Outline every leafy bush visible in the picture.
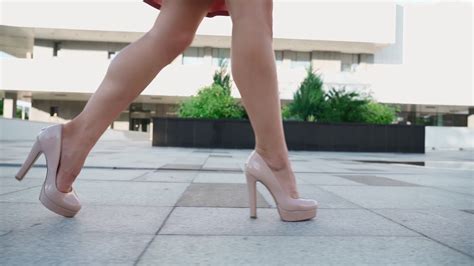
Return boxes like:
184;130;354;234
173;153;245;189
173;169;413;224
284;67;397;124
177;84;245;119
360;101;398;124
287;66;327;122
319;87;369;123
177;60;246;119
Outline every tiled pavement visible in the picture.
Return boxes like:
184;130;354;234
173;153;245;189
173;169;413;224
0;139;473;265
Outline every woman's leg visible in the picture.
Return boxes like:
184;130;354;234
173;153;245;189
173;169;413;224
225;0;300;198
56;0;214;192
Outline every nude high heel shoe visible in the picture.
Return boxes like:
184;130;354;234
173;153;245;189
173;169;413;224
15;124;81;217
244;150;318;222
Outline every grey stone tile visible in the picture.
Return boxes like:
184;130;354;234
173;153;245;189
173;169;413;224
139;235;474;265
202;163;242;171
374;209;474;256
209;154;233;158
134;170;199;183
193;172;245;184
0;180;189;207
335;174;420;186
77;168;151;181
0;166;47;179
297;173;364;186
160;163;202;170
176;183;270;208
320;186;474;209
439;186;474;196
256;183;360;209
298;185;361;209
379;173;474;188
0;202;171;235
0;229;153;265
0;177;43;195
160;207;417;236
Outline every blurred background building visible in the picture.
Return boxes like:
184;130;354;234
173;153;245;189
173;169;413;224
1;1;472;132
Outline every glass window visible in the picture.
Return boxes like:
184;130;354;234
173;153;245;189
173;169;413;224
182;47;205;65
212;48;230;66
274;50;283;65
291;52;311;69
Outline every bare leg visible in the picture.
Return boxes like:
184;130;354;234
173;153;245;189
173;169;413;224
56;0;214;192
225;0;300;198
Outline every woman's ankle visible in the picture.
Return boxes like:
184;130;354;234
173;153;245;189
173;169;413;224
255;146;290;171
63;121;96;150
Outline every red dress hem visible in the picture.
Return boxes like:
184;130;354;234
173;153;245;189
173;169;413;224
143;0;229;18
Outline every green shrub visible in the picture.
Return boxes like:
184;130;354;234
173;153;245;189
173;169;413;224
177;59;246;119
283;67;398;124
177;84;245;119
287;66;326;122
361;101;398;124
319;87;369;123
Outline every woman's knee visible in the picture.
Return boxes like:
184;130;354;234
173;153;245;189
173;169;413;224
225;0;273;36
146;27;195;61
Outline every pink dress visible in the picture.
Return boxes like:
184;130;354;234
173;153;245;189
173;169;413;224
143;0;229;18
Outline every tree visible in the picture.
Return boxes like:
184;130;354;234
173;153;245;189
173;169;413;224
287;66;327;122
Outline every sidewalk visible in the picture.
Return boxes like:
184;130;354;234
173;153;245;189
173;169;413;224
1;138;473;265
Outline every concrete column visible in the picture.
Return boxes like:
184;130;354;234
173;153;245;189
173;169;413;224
468;107;474;128
3;92;17;119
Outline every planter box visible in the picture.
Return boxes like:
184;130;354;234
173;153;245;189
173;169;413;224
152;117;425;153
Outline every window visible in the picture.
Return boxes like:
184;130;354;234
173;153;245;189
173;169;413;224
341;53;359;72
274;51;283;65
50;106;59;117
291;52;311;69
182;47;205;65
212;48;230;66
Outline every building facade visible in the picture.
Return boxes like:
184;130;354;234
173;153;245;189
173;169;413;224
1;1;472;131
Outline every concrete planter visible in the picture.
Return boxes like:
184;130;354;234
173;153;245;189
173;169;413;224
152;117;425;153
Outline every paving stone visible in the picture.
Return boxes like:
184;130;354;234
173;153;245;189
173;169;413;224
193;172;245;184
320;186;474;209
335;174;420;186
0;229;153;265
139;235;474;265
176;183;270;208
379;173;474;188
296;173;364;186
0;202;171;235
298;185;361;209
373;209;474;256
134;170;199;183
439;186;474;196
159;163;202;170
0;180;189;207
0;166;47;179
76;168;151;181
160;207;417;236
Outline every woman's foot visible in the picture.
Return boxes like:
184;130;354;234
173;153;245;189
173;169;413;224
55;122;95;193
255;147;300;199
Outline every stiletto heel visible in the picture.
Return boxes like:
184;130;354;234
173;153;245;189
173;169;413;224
15;138;42;181
245;171;257;218
244;150;318;222
15;124;82;218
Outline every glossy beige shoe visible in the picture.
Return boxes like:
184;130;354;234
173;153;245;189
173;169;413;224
15;124;81;217
244;150;318;222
